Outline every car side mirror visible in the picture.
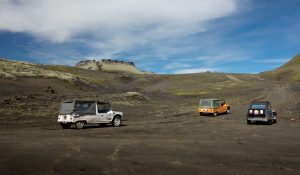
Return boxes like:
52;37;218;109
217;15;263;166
272;111;277;116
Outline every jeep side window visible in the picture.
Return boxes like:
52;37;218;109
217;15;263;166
213;100;221;108
75;102;96;115
221;100;225;106
97;103;110;113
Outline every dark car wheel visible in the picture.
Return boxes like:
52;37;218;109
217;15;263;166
226;108;231;114
213;112;218;117
75;121;85;129
274;119;277;123
268;120;273;125
112;116;121;127
247;120;251;125
61;123;71;129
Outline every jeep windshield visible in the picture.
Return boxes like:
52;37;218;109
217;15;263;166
59;101;75;114
250;104;266;109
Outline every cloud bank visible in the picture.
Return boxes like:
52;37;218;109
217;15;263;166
0;0;237;47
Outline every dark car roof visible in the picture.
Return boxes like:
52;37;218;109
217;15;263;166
200;99;221;101
250;101;270;105
63;100;110;104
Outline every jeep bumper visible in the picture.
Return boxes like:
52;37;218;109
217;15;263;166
248;117;268;122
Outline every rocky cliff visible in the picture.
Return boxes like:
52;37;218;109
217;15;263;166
75;59;145;74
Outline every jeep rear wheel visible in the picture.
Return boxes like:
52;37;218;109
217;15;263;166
75;121;85;129
61;123;71;129
112;116;121;127
247;120;251;125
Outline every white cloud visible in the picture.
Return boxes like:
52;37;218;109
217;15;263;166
164;62;192;70
0;0;238;47
174;68;219;74
254;58;290;64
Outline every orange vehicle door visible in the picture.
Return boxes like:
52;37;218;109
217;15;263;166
220;100;226;113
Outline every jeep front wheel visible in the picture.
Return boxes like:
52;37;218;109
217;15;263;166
226;108;231;114
75;121;85;129
112;116;121;127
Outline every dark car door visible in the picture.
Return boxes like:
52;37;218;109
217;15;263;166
266;102;273;118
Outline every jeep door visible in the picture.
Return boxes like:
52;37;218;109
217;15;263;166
96;103;112;122
220;100;227;113
266;103;274;119
213;100;222;113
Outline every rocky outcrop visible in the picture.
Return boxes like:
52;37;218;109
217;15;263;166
75;59;145;74
102;59;135;66
75;60;102;70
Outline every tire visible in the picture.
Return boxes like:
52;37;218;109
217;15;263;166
199;113;203;116
112;116;121;127
274;119;277;123
75;121;85;129
213;112;218;117
226;108;231;114
247;120;251;125
268;120;273;125
61;123;71;129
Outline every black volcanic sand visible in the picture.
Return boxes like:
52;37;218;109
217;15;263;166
0;76;299;175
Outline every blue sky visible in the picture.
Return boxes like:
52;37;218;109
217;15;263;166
0;0;299;74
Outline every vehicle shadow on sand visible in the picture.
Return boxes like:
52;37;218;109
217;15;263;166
70;124;128;130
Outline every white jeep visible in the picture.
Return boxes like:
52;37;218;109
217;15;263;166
57;100;123;129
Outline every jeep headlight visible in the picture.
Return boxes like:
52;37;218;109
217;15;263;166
260;110;264;114
249;110;253;114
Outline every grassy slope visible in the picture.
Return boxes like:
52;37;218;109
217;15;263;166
100;61;145;74
0;58;264;97
0;59;77;81
260;53;300;82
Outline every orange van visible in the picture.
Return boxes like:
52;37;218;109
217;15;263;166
198;99;230;117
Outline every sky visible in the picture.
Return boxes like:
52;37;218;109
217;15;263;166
0;0;299;74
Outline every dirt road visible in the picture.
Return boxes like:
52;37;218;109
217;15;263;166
0;76;299;175
0;100;299;175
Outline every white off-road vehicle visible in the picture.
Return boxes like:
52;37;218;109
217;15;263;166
57;100;123;129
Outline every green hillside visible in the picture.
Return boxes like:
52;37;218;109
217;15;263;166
260;53;300;81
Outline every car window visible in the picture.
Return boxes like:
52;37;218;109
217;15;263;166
97;103;110;113
75;102;96;115
250;104;266;109
200;100;211;107
213;100;221;108
59;102;74;114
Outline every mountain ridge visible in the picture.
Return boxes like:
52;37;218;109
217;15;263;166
75;59;147;74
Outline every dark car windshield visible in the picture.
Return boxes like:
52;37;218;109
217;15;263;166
250;104;266;109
